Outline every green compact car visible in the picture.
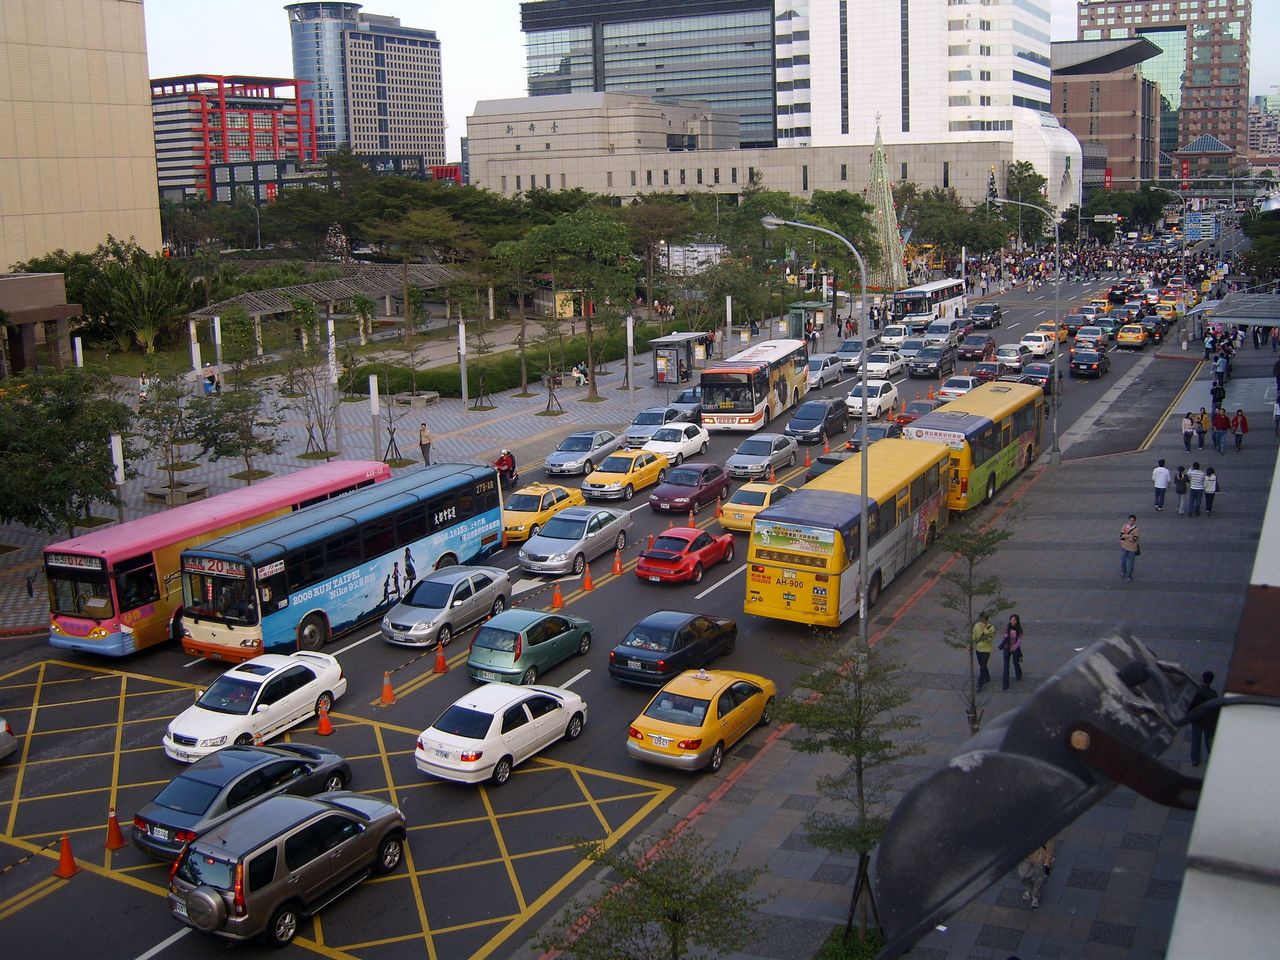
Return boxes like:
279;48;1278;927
466;609;593;686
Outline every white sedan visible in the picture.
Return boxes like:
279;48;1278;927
864;350;906;379
415;683;587;785
846;379;900;419
1020;332;1055;357
937;375;981;402
642;423;710;466
163;652;348;762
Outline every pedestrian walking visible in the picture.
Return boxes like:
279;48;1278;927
1187;462;1207;515
1273;356;1280;392
1209;380;1226;412
203;363;217;396
1211;407;1231;454
999;614;1024;690
1019;841;1056;908
418;423;432;465
1188;671;1219;767
1174;466;1190;515
1274;398;1280;437
1204;467;1219;515
1119;515;1140;581
138;373;151;402
972;611;994;691
1151;459;1171;511
1194;408;1209;449
1231;408;1249;451
1181;412;1195;452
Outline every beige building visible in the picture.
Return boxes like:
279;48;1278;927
0;0;161;270
467;93;1040;210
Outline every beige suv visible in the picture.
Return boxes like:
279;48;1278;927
168;791;405;947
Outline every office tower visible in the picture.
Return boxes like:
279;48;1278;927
286;3;445;162
521;0;777;147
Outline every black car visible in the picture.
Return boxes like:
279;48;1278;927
784;398;849;444
1020;362;1056;395
1069;349;1111;378
607;611;737;686
907;345;957;379
1108;284;1130;304
970;303;1002;328
804;450;854;482
132;743;351;860
1061;313;1088;337
845;421;904;451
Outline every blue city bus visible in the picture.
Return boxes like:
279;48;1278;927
177;465;502;661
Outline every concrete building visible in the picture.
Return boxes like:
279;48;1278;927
285;2;444;163
1051;39;1162;192
0;273;80;378
1247;95;1280;158
521;0;776;148
1077;0;1250;178
0;0;162;268
466;92;1057;210
150;75;318;203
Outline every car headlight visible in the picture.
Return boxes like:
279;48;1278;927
603;482;622;490
381;615;392;629
198;736;227;748
512;524;526;531
409;620;434;634
674;497;689;504
550;552;570;563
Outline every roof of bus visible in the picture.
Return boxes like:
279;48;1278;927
702;339;806;372
43;461;390;561
755;439;948;532
893;279;964;294
184;463;492;565
903;382;1043;440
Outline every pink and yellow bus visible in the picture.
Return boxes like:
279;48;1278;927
45;461;391;657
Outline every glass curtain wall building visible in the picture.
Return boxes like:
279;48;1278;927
521;0;777;147
287;2;361;154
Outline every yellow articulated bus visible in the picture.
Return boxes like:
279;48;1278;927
901;381;1044;511
744;439;950;628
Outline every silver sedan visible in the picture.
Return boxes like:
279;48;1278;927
381;565;512;648
517;506;633;576
543;430;623;476
725;433;799;480
0;716;16;763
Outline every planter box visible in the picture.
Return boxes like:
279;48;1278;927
144;482;210;505
392;391;440;408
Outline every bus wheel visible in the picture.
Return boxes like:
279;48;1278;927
985;474;997;505
867;572;882;609
298;614;329;651
436;553;458;570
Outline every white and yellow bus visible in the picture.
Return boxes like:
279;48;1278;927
700;339;809;432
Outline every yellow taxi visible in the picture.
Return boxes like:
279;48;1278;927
1035;321;1069;343
1087;298;1112;315
626;668;777;772
582;449;669;502
1155;299;1180;320
1116;324;1149;349
502;482;585;543
719;482;793;533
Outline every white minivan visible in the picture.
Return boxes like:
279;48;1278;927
881;324;909;348
924;318;963;347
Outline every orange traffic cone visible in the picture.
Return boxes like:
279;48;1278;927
551;581;565;608
433;641;448;675
688;508;695;527
768;464;777;483
612;548;623;576
317;704;334;736
803;448;812;468
666;515;674;529
53;834;79;878
823;438;831;453
715;497;724;519
927;386;935;400
380;671;396;706
582;563;595;592
646;533;655;550
105;807;127;851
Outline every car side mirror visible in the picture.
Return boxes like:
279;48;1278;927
453;600;465;607
256;703;270;713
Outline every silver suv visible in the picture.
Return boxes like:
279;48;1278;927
168;792;405;947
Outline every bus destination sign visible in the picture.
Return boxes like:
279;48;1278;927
181;556;248;578
46;553;105;570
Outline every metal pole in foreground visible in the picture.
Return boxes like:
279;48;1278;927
763;216;869;648
626;313;635;403
458;319;469;406
110;433;126;524
369;374;380;461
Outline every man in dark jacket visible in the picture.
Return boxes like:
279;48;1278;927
1189;670;1219;767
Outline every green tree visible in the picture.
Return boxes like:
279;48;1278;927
217;305;261;389
99;249;194;354
937;523;1015;735
351;293;377;347
131;375;192;506
535;831;766;960
490;236;539;394
0;369;133;535
1242;209;1280;279
281;296;339;458
1002;161;1052;247
186;388;285;483
777;636;923;942
619;196;696;314
806;190;882;275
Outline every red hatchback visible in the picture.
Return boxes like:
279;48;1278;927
636;527;736;585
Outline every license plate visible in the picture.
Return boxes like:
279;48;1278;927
628;659;642;669
650;735;672;748
733;512;744;519
174;750;193;762
391;632;407;642
434;748;450;759
173;900;189;920
476;670;499;681
660;503;670;510
648;576;661;582
153;826;171;841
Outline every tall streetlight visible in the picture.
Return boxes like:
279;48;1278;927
1149;186;1192;337
993;197;1061;465
762;215;871;647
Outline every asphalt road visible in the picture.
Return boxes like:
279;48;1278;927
0;276;1197;960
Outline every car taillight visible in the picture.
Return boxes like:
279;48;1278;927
628;726;644;740
608;651;617;663
175;829;198;844
656;659;668;672
233;861;247;916
416;737;425;750
460;750;483;762
677;738;703;750
134;815;147;832
513;635;522;660
169;854;183;883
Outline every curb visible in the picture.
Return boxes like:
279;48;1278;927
0;624;44;639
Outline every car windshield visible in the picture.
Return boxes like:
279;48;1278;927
807;359;826;371
848;384;883;398
852;425;892;443
839;340;864;353
884;326;907;337
620;628;675;652
905;401;935;414
153;775;222;815
943;379;968;389
196;676;260;716
916;349;942;360
901;338;926;352
868;352;895;364
650;428;683;443
538;517;587;540
735;439;772;457
649;536;689;553
674;388;699;403
431;704;493;739
973;306;993;315
598;455;634;472
175;850;235;890
504;493;542;512
664;468;700;487
794;402;825;419
633;411;664;426
643;692;710;727
962;336;987;347
403;578;453;609
1025;365;1050;376
557;436;592;453
471;626;520;653
729;488;767;506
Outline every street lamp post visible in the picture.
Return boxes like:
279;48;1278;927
252;204;262;250
993;197;1061;465
1149;187;1191;335
762;215;871;647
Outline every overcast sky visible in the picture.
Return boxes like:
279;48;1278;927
143;0;1278;162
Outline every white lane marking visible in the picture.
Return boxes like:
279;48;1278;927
511;578;544;595
182;656;205;668
1034;310;1047;317
132;927;192;960
1007;322;1021;330
695;562;747;600
561;668;591;689
332;630;381;657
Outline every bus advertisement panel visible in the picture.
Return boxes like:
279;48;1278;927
178;465;502;662
745;440;949;627
903;382;1044;511
44;461;391;657
700;339;809;432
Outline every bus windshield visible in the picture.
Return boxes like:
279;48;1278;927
47;566;114;618
183;572;258;625
700;375;755;413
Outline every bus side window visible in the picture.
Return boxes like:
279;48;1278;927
325;532;361;578
897;491;911;525
428;494;458;532
260;570;289;610
456;488;476;520
909;475;927;507
115;557;160;610
1001;418;1013;449
924;464;941;497
362;517;395;561
878;501;898;537
846;525;860;563
396;506;427;545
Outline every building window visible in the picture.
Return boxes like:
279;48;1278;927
607;171;613;188
630;171;636;187
663;170;669;186
840;163;847;181
901;162;908;180
680;169;686;185
713;168;720;184
943;161;950;188
515;176;521;191
545;174;551;188
697;169;703;184
802;165;808;191
646;170;653;186
545;143;551;150
561;173;567;188
731;167;738;184
501;176;507;192
900;0;911;132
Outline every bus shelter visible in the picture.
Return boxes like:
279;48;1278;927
786;300;835;340
650;331;711;384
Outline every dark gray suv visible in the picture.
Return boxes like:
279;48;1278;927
168;792;405;947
